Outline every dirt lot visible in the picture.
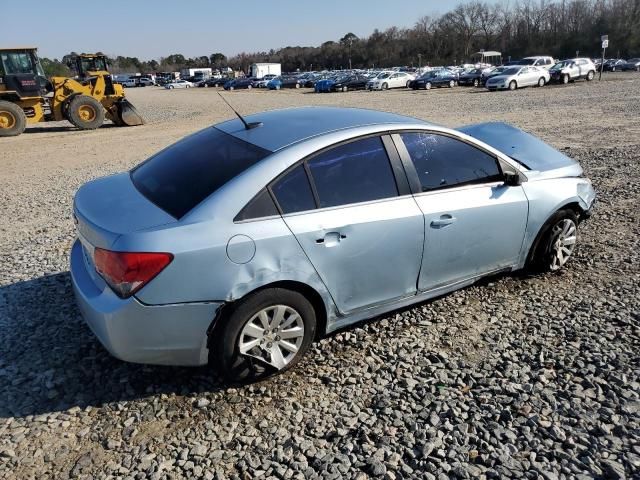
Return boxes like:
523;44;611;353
1;74;639;479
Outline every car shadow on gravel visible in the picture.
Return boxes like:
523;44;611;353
0;272;227;419
24;124;120;134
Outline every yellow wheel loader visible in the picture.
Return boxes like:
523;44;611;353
0;48;144;137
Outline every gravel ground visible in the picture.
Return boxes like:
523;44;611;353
1;73;639;479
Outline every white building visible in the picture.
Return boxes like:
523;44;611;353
250;63;281;79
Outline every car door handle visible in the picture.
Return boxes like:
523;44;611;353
430;214;457;228
316;231;346;247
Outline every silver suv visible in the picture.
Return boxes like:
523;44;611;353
549;58;596;84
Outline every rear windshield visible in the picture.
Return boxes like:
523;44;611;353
131;127;271;218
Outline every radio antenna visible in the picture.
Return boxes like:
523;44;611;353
216;91;262;130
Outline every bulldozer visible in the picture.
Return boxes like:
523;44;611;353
0;48;144;137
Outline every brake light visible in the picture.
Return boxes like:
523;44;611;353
93;248;173;298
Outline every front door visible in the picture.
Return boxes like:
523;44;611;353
395;131;528;291
270;136;424;314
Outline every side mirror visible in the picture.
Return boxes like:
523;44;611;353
504;171;522;186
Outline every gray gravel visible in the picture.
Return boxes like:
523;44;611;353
1;72;639;479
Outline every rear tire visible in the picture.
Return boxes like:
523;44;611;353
425;82;432;90
526;209;580;273
449;80;455;88
211;288;317;383
0;100;27;137
67;95;104;130
473;78;479;87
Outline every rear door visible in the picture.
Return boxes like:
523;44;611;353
394;131;528;291
272;135;424;314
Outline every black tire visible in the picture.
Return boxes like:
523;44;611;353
562;74;569;84
67;95;105;130
538;77;546;87
526;209;580;273
425;82;432;90
586;71;595;80
0;100;27;137
509;80;517;90
473;78;479;87
449;80;455;88
210;288;317;383
382;82;388;90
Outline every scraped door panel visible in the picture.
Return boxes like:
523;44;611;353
282;197;424;314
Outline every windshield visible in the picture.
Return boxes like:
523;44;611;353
514;58;535;65
1;51;37;75
501;67;521;76
377;73;391;79
131;128;271;218
551;61;570;69
80;56;108;73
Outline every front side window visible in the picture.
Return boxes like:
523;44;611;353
1;52;34;75
307;136;398;208
400;132;502;192
131;127;270;218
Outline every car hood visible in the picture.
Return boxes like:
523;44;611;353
487;74;514;82
457;122;581;175
74;172;175;249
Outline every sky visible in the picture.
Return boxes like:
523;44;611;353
3;0;473;60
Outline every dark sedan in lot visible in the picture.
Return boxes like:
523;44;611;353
409;71;457;90
267;75;302;90
622;58;640;71
199;78;228;88
481;66;510;85
602;59;626;71
331;74;370;92
457;68;486;87
223;78;256;90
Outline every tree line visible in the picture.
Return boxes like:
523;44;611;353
41;0;639;76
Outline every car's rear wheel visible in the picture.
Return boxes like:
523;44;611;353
211;288;316;382
526;209;580;273
586;71;595;81
449;80;455;88
247;84;252;89
509;80;517;90
473;78;479;87
342;86;348;92
425;82;432;90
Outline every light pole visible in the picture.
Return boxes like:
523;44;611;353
348;38;353;70
418;53;422;71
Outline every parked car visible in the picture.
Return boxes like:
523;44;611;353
139;78;155;87
255;74;278;88
481;66;510;85
200;77;228;88
622;58;640;71
315;75;341;92
367;71;414;90
549;58;596;83
409;70;457;89
603;59;626;71
457;68;487;87
331;74;370;92
485;66;550;90
267;75;302;90
223;78;256;90
513;56;556;69
122;78;145;88
70;106;595;381
165;80;194;89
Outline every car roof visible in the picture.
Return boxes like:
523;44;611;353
215;106;430;151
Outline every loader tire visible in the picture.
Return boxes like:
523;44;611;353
67;95;104;130
0;101;26;137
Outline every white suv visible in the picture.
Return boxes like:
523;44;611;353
549;58;596;83
516;56;556;70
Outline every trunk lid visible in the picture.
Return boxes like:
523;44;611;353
457;122;579;173
73;172;175;250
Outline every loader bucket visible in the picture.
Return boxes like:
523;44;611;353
114;98;144;126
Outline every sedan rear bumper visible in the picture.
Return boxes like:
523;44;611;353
70;239;221;366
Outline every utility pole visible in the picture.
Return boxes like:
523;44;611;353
418;53;422;71
348;38;353;70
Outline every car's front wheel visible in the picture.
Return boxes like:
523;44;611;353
509;80;517;90
211;288;316;382
527;209;580;273
539;77;547;87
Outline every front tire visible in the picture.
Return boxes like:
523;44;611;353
67;95;104;130
382;82;388;90
211;288;317;382
473;78;479;87
449;80;455;88
526;209;579;273
425;82;432;90
509;80;517;90
0;100;27;137
562;74;569;84
539;77;546;87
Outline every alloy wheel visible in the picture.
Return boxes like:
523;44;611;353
238;305;305;370
549;219;577;271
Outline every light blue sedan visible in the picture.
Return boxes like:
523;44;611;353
70;107;595;381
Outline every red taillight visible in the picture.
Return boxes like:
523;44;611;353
93;248;173;298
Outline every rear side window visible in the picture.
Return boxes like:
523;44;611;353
235;189;278;221
307;136;398;208
400;133;502;192
271;164;316;214
131;127;270;218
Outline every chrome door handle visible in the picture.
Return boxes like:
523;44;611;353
316;232;346;247
430;214;456;228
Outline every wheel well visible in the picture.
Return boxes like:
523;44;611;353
526;202;585;265
207;281;328;346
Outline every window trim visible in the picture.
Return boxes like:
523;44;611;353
391;130;506;195
267;132;408;216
